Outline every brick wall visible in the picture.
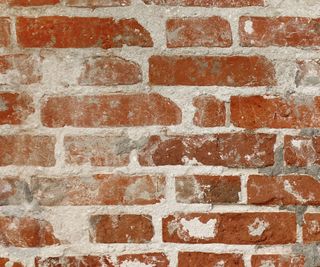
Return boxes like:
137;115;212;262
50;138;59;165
0;0;319;266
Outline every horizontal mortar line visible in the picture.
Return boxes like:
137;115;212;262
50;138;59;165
0;244;295;257
0;203;310;213
1;6;320;17
0;47;319;59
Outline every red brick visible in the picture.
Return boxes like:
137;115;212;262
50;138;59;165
178;252;244;267
149;55;276;86
163;212;296;244
16;16;153;48
303;213;320;243
248;175;320;205
138;133;276;168
79;56;141;86
193;95;226;127
8;0;59;6
240;16;320;47
0;216;59;247
0;135;56;166
296;60;320;87
143;0;264;7
118;253;169;267
0;18;10;47
91;214;154;243
284;135;320;167
66;0;130;7
64;135;132;167
251;255;304;267
35;256;113;267
0;177;29;205
0;92;34;125
0;258;23;267
41;93;181;127
0;54;41;85
231;95;320;129
176;175;241;204
31;174;165;205
166;16;232;48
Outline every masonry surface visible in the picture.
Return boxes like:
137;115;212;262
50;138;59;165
0;0;320;266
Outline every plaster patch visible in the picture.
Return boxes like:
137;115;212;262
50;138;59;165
120;260;152;267
284;180;314;203
180;217;217;239
260;260;276;267
244;20;254;34
248;218;269;237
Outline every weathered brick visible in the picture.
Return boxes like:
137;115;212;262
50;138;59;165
176;175;241;204
296;60;320;87
0;54;41;85
143;0;264;7
251;255;305;267
41;93;181;127
0;18;10;47
66;0;130;7
163;212;296;244
178;252;244;267
193;95;226;127
79;56;141;86
118;253;169;267
248;175;320;205
35;256;113;267
240;16;320;47
0;177;29;205
16;17;153;48
8;0;59;6
166;17;232;47
284;135;320;167
91;214;154;243
0;258;23;267
0;216;59;247
303;213;320;243
64;135;132;166
0;135;56;166
31;174;165;205
0;92;34;125
231;95;320;129
149;55;276;86
138;133;276;168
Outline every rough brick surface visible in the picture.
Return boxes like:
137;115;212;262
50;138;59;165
31;174;165;205
17;17;153;48
138;133;276;167
166;17;232;48
163;212;296;244
149;55;276;86
0;135;56;166
251;255;305;267
239;16;320;47
175;175;241;203
193;95;226;127
1;0;319;264
41;93;181;127
178;252;244;267
248;175;320;205
91;214;154;243
0;217;59;247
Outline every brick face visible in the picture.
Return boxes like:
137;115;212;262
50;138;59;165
16;17;153;48
239;16;320;47
41;93;181;127
163;212;296;244
1;0;318;263
166;17;232;48
149;55;276;86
